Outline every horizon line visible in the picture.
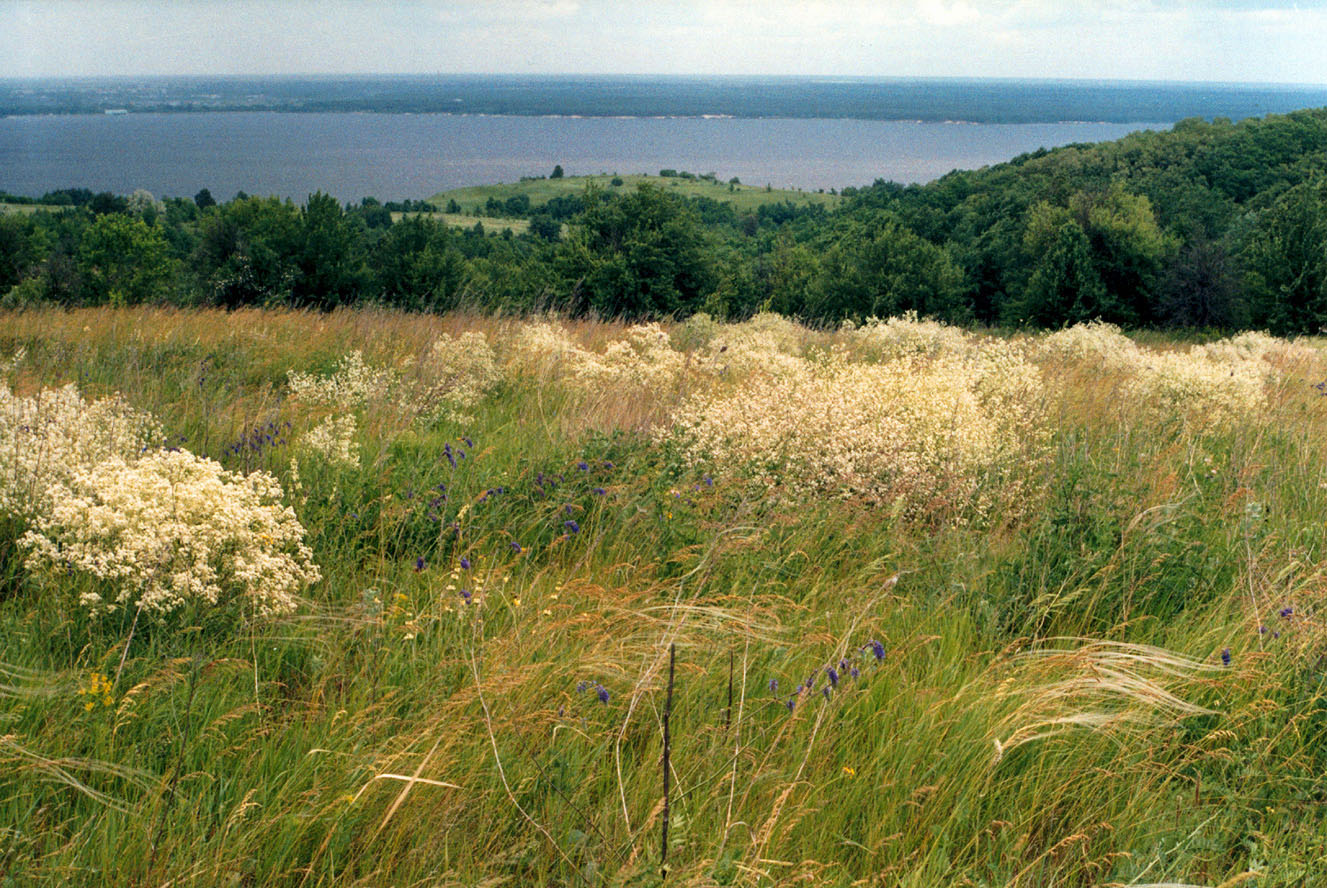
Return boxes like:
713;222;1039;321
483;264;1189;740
3;72;1327;90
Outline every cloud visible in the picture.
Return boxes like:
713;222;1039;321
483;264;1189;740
2;0;1326;82
917;1;982;27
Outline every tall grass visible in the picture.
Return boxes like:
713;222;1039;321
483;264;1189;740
1;306;1324;886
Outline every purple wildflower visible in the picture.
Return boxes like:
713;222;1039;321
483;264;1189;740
827;667;839;688
577;461;589;471
593;487;606;496
867;640;885;661
510;541;522;553
785;698;796;712
603;461;614;469
463;436;474;448
596;685;610;704
414;556;426;572
769;678;778;693
1280;606;1294;618
703;475;713;487
850;666;860;679
1221;648;1231;666
576;680;589;693
822;686;831;699
460;557;471;570
1259;625;1268;635
565;520;580;534
460;589;472;602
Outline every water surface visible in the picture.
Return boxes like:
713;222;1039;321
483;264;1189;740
0;112;1162;202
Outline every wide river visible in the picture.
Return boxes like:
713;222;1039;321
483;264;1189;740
0;112;1164;202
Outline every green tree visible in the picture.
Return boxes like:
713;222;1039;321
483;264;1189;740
1240;178;1327;334
192;195;301;306
76;213;175;305
556;186;714;318
1012;216;1108;326
550;164;564;179
807;214;969;322
373;215;466;311
292;192;369;309
194;188;216;210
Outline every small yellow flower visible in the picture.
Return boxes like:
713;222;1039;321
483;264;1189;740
512;597;522;608
842;766;856;777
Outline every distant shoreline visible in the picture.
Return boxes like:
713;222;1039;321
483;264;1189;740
1;110;1171;127
3;74;1325;124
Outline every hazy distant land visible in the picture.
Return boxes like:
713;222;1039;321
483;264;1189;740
5;74;1327;123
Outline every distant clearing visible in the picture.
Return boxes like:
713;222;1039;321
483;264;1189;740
429;174;843;214
390;211;533;235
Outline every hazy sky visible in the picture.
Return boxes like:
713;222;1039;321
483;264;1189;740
4;1;1327;83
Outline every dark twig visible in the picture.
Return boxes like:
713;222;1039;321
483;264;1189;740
662;642;675;878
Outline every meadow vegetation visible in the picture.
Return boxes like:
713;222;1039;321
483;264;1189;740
2;306;1326;886
429;174;842;217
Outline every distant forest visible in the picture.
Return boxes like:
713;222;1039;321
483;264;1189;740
5;108;1327;333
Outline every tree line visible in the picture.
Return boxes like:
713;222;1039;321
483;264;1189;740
4;108;1327;332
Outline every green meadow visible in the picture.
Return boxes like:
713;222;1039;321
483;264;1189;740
429;173;843;215
1;306;1324;886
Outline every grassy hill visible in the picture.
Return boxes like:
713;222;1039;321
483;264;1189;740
430;173;843;215
389;211;533;235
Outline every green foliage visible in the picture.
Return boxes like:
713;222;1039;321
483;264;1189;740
1239;178;1327;334
75;213;176;305
557;185;715;317
807;213;969;322
6;108;1327;329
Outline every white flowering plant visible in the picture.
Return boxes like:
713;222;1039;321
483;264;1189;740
20;448;320;619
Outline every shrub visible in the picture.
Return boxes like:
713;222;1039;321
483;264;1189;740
411;331;500;423
20;449;319;618
664;343;1047;518
288;350;396;410
0;383;160;519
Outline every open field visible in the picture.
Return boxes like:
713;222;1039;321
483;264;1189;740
2;307;1326;885
429;173;844;214
390;210;534;235
0;202;44;215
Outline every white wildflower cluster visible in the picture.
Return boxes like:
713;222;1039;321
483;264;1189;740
287;351;396;410
505;319;588;380
1036;321;1142;372
670;312;723;350
573;323;690;391
1034;322;1275;432
663;342;1047;516
0;383;160;518
299;414;359;466
1197;330;1320;368
695;312;807;379
844;312;975;362
410;331;500;423
21;449;319;617
1122;350;1266;432
0;347;25;377
2;383;318;620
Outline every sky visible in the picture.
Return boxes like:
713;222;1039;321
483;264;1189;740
4;0;1327;84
